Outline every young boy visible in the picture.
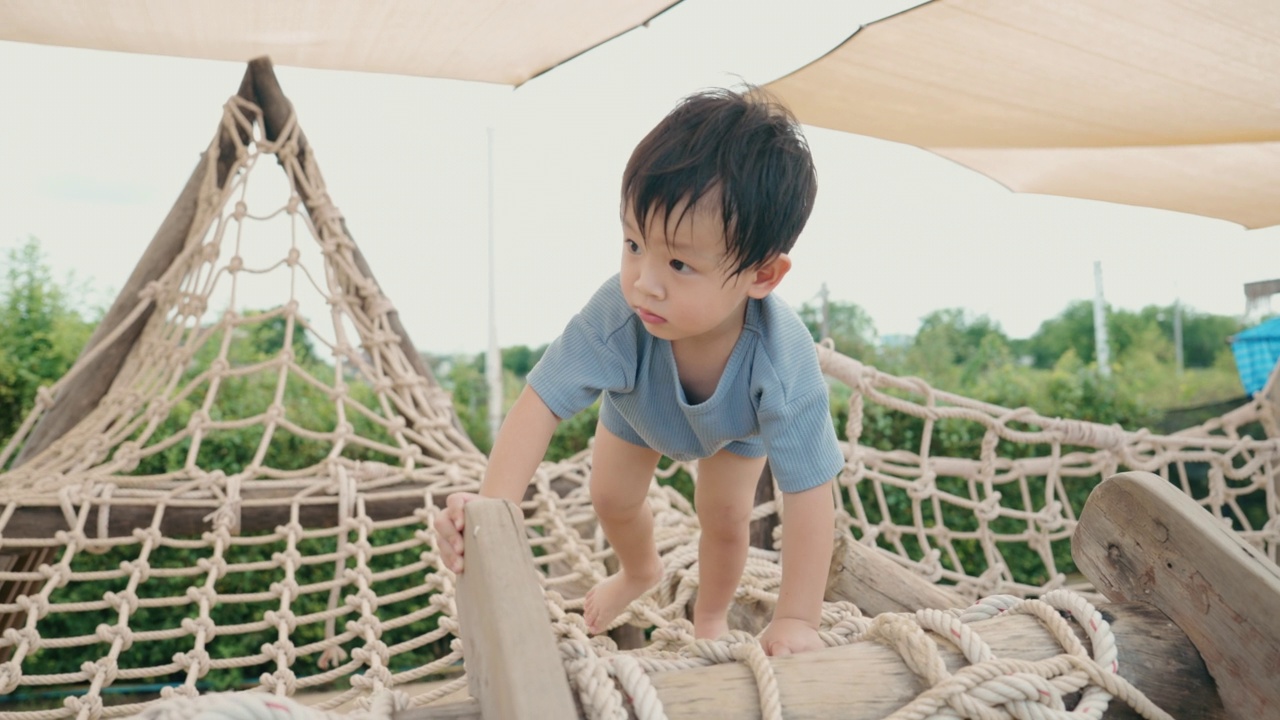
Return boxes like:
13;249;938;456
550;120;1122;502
436;86;844;657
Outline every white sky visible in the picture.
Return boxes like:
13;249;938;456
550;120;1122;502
2;0;1278;356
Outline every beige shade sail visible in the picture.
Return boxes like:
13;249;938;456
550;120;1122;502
766;0;1280;229
0;0;680;86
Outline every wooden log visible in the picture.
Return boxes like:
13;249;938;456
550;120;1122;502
399;602;1219;720
1072;471;1280;720
825;531;967;614
647;601;1217;720
454;499;577;720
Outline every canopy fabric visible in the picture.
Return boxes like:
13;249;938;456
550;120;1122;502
766;0;1280;229
0;0;680;86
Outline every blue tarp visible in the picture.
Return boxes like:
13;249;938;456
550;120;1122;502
1231;318;1280;395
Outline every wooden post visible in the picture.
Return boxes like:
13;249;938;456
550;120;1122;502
1072;471;1280;720
400;601;1220;720
454;499;577;719
748;465;778;551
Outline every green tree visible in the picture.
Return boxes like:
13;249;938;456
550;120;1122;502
0;237;98;453
797;300;877;360
902;308;1011;387
1026;301;1097;369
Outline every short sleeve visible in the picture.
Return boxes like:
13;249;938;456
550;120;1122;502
526;280;637;420
751;297;845;493
758;388;845;493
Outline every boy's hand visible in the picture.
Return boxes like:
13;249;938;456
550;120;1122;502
760;616;824;657
435;492;481;573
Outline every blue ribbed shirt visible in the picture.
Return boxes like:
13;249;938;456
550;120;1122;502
526;275;844;493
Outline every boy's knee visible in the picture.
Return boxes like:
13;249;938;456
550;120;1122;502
697;511;751;545
591;484;644;520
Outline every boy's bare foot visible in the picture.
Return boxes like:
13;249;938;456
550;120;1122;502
584;560;663;634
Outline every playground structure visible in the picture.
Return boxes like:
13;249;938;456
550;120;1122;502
0;60;1277;720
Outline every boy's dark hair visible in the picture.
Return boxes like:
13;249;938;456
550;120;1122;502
622;86;817;278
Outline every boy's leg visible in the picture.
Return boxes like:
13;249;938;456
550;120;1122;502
692;449;768;639
583;423;664;634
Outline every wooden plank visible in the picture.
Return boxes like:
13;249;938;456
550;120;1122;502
826;532;967;614
1072;471;1280;720
454;499;577;720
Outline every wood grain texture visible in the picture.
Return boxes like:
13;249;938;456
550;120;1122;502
1073;471;1280;720
646;602;1215;719
455;499;577;719
826;531;967;614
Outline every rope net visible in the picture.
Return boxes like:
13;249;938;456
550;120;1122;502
0;93;1274;720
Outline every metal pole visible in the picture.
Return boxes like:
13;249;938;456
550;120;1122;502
1173;299;1184;376
820;282;831;341
486;127;503;445
1093;261;1111;377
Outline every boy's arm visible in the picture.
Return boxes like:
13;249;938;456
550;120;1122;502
480;384;562;501
761;479;835;656
438;384;560;572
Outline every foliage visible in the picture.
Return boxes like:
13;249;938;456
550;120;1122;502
1026;300;1245;371
797;298;877;360
0;237;99;454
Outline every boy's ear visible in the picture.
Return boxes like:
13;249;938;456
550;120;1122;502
746;254;792;299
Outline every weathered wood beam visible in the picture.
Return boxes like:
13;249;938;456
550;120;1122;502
399;602;1218;719
825;531;967;615
454;499;577;719
0;475;583;541
1073;471;1280;720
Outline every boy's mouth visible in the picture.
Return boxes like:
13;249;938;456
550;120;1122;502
635;307;666;324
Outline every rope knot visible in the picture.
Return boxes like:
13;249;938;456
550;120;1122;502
80;657;120;686
264;608;299;633
262;639;298;666
181;616;218;641
63;692;104;718
173;648;212;676
0;662;20;695
36;563;72;589
95;623;134;651
3;627;41;652
120;558;152;582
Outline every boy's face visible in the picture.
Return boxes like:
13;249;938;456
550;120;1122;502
620;198;782;345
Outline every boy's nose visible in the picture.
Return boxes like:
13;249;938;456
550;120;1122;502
634;265;664;300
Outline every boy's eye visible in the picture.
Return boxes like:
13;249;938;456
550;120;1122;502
625;240;641;254
669;259;690;273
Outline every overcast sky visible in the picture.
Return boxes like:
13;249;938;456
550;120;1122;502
3;0;1278;356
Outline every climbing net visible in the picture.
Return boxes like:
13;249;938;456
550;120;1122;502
0;92;1274;720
